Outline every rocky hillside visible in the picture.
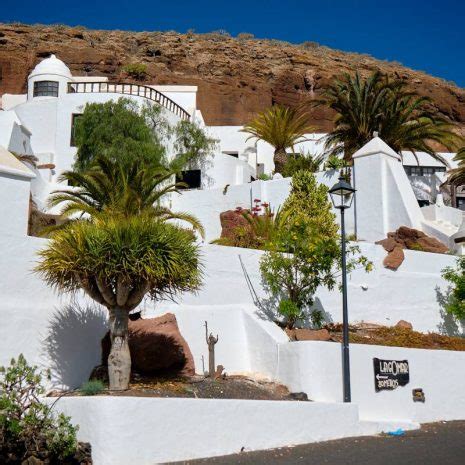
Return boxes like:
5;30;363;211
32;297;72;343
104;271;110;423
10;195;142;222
1;23;464;129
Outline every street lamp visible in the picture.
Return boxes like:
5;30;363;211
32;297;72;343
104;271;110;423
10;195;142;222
329;176;356;403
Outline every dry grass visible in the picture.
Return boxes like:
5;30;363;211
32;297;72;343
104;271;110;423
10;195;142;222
328;325;465;351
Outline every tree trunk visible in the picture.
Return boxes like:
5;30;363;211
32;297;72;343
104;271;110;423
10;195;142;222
108;307;131;391
273;148;288;174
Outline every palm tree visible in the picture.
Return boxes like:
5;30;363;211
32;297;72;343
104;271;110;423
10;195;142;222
447;146;465;185
48;155;205;237
322;71;460;162
241;105;314;173
36;214;202;390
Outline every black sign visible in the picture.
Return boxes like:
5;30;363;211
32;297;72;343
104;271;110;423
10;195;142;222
373;358;409;392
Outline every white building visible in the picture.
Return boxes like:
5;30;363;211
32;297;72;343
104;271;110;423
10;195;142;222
2;55;465;463
1;55;461;212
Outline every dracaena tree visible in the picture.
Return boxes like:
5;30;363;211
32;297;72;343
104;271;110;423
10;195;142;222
35;214;202;390
241;105;314;174
322;71;460;162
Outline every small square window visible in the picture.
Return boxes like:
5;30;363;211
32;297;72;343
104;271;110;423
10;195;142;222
33;81;59;97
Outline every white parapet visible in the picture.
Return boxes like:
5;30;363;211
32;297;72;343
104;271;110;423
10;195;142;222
49;396;362;465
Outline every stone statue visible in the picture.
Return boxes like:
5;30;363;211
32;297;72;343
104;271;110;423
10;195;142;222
204;321;218;378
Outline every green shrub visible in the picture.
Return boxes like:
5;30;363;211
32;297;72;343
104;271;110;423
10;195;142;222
122;63;148;80
80;379;105;396
260;171;372;329
0;354;79;461
258;173;272;181
281;151;325;177
278;299;302;327
310;309;324;329
442;257;465;319
324;155;347;171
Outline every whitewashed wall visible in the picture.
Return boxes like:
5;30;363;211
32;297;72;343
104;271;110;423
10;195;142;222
208;127;327;175
277;341;465;423
169;172;353;242
0;227;105;389
51;397;361;465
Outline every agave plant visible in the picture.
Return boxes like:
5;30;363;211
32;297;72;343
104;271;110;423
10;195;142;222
36;213;202;390
241;105;314;173
48;155;204;237
322;71;460;162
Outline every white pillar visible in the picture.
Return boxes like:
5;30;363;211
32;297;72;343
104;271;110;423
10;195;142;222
353;137;423;242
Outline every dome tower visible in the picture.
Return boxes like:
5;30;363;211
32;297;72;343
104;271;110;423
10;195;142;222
27;55;72;100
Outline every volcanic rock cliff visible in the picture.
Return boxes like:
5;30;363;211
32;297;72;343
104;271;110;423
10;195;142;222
0;23;464;129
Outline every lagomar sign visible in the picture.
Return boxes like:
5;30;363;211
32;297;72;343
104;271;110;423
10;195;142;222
373;358;409;392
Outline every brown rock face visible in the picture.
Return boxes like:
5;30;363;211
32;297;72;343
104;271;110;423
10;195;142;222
1;24;464;128
101;313;195;377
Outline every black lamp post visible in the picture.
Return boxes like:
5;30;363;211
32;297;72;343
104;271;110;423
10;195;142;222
329;176;356;403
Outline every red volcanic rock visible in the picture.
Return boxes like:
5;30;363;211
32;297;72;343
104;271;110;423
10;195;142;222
383;246;405;271
286;328;331;341
219;209;249;240
102;313;194;377
377;226;449;270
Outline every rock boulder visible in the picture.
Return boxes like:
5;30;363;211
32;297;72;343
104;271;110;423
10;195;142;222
286;328;331;341
101;313;195;377
376;226;449;270
219;209;249;240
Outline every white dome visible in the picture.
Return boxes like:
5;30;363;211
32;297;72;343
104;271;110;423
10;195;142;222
29;54;72;79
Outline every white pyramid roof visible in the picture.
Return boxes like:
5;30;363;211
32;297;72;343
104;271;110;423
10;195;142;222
352;137;400;160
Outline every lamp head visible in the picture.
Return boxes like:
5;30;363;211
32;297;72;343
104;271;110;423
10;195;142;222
329;176;356;210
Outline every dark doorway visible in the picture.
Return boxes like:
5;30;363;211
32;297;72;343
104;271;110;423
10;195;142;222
176;170;202;189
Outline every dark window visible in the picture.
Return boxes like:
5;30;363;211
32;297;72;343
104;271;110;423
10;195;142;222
70;113;82;147
176;170;201;189
33;80;59;97
223;151;239;158
404;165;446;177
457;198;465;211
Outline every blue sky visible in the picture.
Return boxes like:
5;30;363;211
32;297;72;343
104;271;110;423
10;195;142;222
1;0;464;87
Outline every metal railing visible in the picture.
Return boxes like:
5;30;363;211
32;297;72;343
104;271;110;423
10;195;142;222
67;81;191;120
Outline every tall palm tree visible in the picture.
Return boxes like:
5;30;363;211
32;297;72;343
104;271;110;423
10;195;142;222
48;155;205;237
322;71;461;162
36;214;202;390
241;105;314;173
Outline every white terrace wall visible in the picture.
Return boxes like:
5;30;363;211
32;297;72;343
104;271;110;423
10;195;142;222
277;341;465;423
169;169;355;242
50;397;361;465
171;136;435;244
155;243;458;336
